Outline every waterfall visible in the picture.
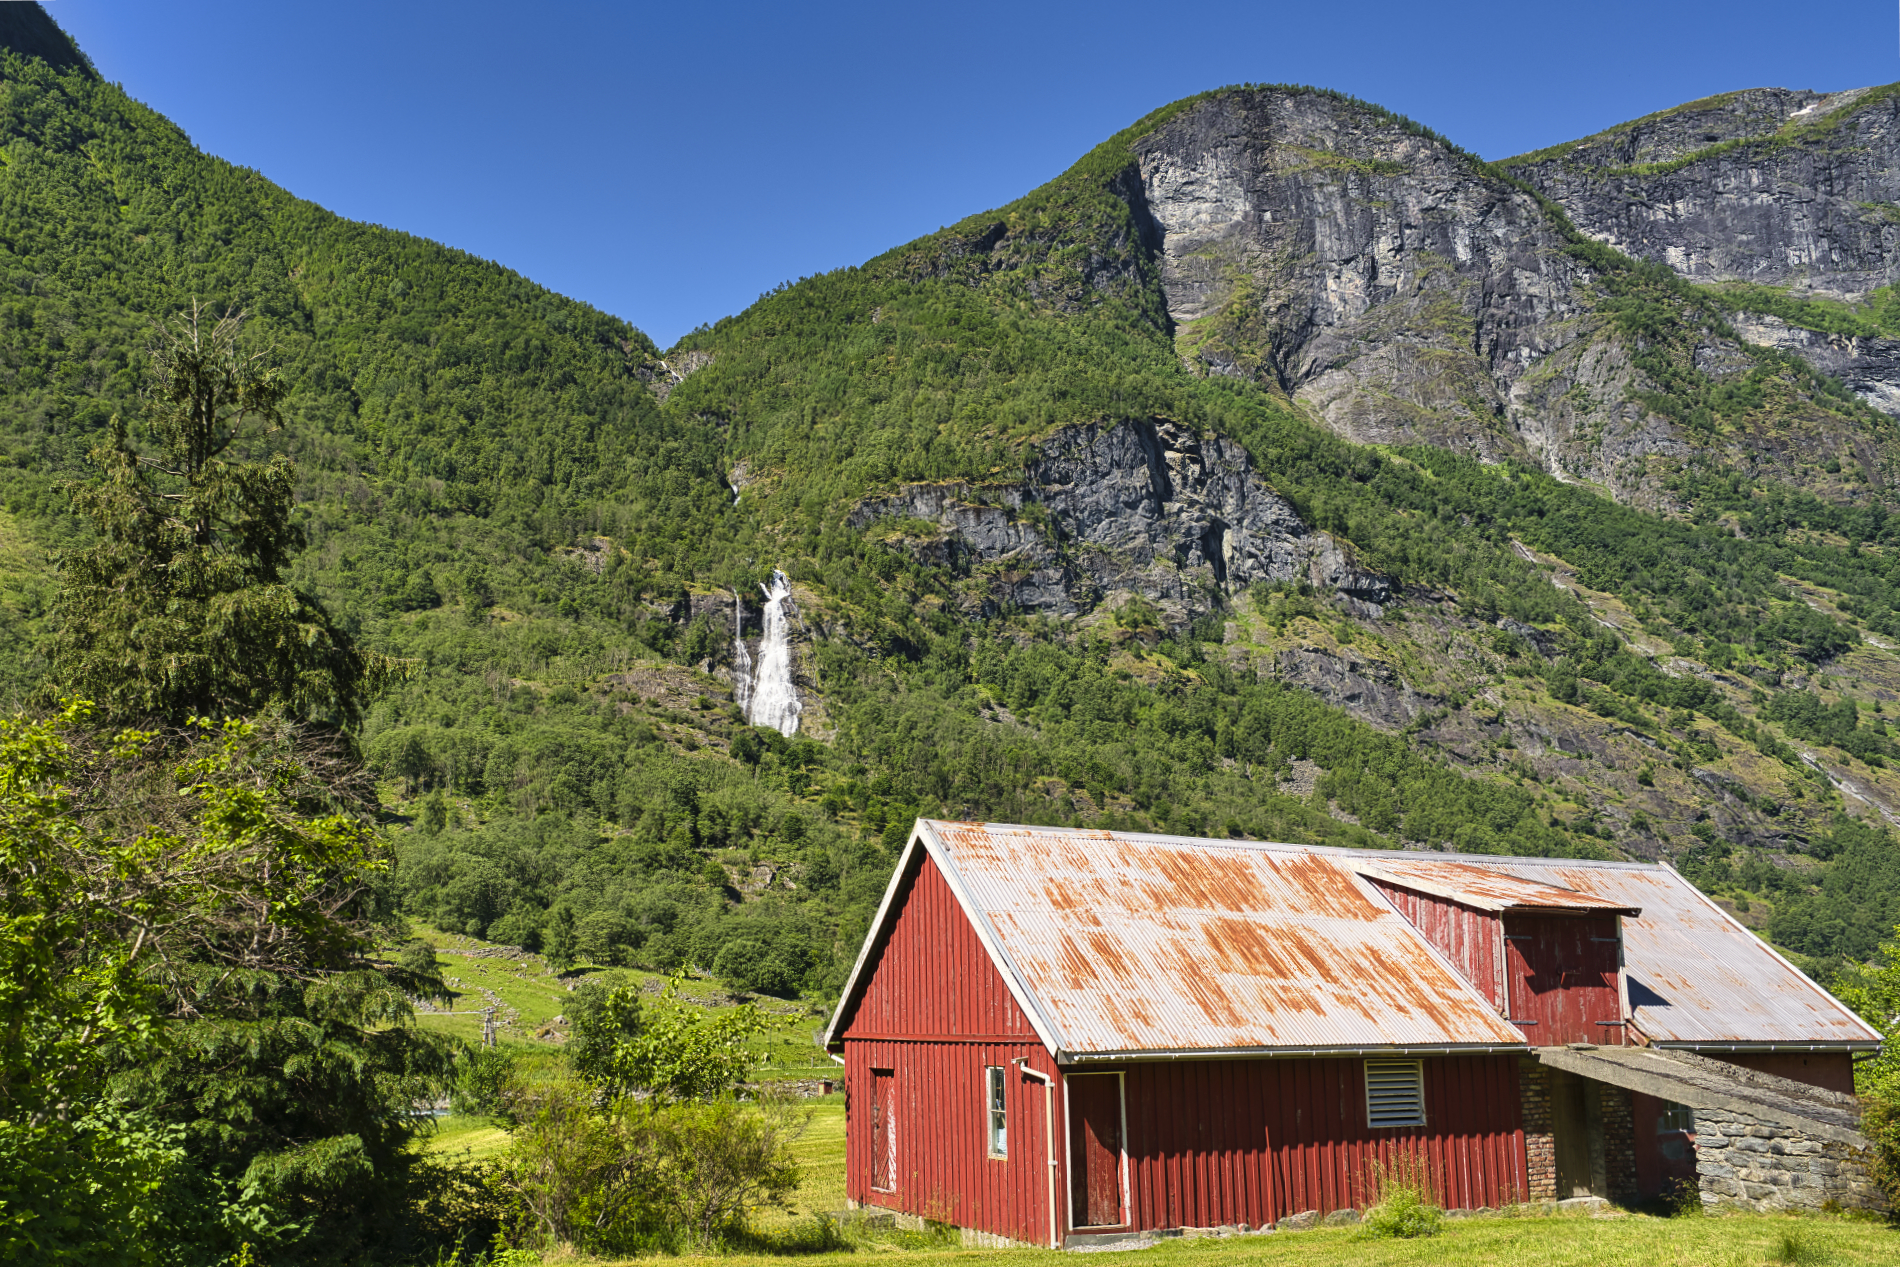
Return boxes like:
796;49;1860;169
748;570;802;736
731;590;753;721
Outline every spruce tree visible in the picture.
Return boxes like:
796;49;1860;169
49;305;383;724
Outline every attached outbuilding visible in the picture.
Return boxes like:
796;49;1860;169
823;822;1883;1246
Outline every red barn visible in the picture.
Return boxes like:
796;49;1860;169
823;823;1883;1244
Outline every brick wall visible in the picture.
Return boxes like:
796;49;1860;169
1694;1107;1886;1213
1518;1058;1555;1202
1600;1084;1638;1204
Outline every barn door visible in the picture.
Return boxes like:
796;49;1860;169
1505;916;1622;1045
870;1068;895;1191
1067;1073;1125;1228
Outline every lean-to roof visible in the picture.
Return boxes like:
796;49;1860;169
1355;858;1639;915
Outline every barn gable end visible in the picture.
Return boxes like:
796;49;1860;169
834;845;1043;1044
834;843;1059;1246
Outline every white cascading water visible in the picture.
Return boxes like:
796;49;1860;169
748;570;802;736
731;590;753;721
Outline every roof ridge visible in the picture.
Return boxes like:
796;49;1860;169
925;819;1668;871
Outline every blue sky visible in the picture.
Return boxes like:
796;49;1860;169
46;1;1900;348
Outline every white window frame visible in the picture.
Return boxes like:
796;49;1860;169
985;1065;1008;1159
1657;1101;1695;1134
1365;1058;1426;1129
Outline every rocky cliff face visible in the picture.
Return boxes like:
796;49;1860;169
1727;314;1900;416
1132;90;1592;462
851;417;1389;621
1503;88;1900;302
1099;86;1899;502
1502;86;1900;416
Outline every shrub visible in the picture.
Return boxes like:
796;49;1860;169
451;1045;520;1118
492;1080;807;1255
566;977;644;1090
495;1077;665;1256
646;1092;807;1246
1357;1155;1443;1240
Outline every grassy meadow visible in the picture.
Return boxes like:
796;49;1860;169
408;926;837;1078
695;1214;1898;1267
429;1099;1896;1266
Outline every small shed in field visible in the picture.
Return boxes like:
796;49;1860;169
823;822;1883;1246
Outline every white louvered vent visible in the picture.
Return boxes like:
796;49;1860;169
1365;1059;1426;1129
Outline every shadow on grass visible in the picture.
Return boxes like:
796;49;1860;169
721;1212;965;1257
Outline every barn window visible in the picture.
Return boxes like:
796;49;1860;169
1657;1101;1695;1133
985;1065;1008;1158
1365;1059;1426;1129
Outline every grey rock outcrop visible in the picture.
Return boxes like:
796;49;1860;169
1502;85;1900;416
1727;313;1900;415
639;349;713;403
1503;87;1900;302
1133;90;1596;463
1105;86;1831;503
851;417;1388;620
1273;646;1433;728
1089;86;1900;498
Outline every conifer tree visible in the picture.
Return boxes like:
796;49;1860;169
49;304;383;725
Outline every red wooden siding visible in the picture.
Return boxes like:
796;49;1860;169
842;852;1529;1240
1504;915;1625;1045
837;851;1041;1043
1707;1051;1856;1096
842;853;1058;1245
846;1038;1059;1243
1116;1055;1526;1228
1370;881;1506;1011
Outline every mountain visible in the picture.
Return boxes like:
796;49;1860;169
1501;86;1900;420
7;6;1900;991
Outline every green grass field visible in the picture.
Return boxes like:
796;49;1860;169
433;1101;1897;1266
407;926;835;1079
692;1214;1896;1267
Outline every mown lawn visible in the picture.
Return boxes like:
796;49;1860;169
654;1212;1894;1267
457;1102;1895;1265
758;1095;848;1227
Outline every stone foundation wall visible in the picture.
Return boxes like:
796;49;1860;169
1694;1107;1885;1213
1601;1084;1638;1205
1519;1057;1556;1201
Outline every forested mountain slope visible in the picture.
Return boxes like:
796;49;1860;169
6;5;1900;994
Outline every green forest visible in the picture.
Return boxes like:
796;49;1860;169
7;9;1900;1257
8;7;1900;998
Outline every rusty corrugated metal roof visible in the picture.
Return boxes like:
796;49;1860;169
827;822;1878;1056
925;822;1527;1057
1355;858;1641;915
1457;859;1881;1048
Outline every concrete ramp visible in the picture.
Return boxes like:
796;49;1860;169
1535;1045;1881;1212
1536;1045;1863;1145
